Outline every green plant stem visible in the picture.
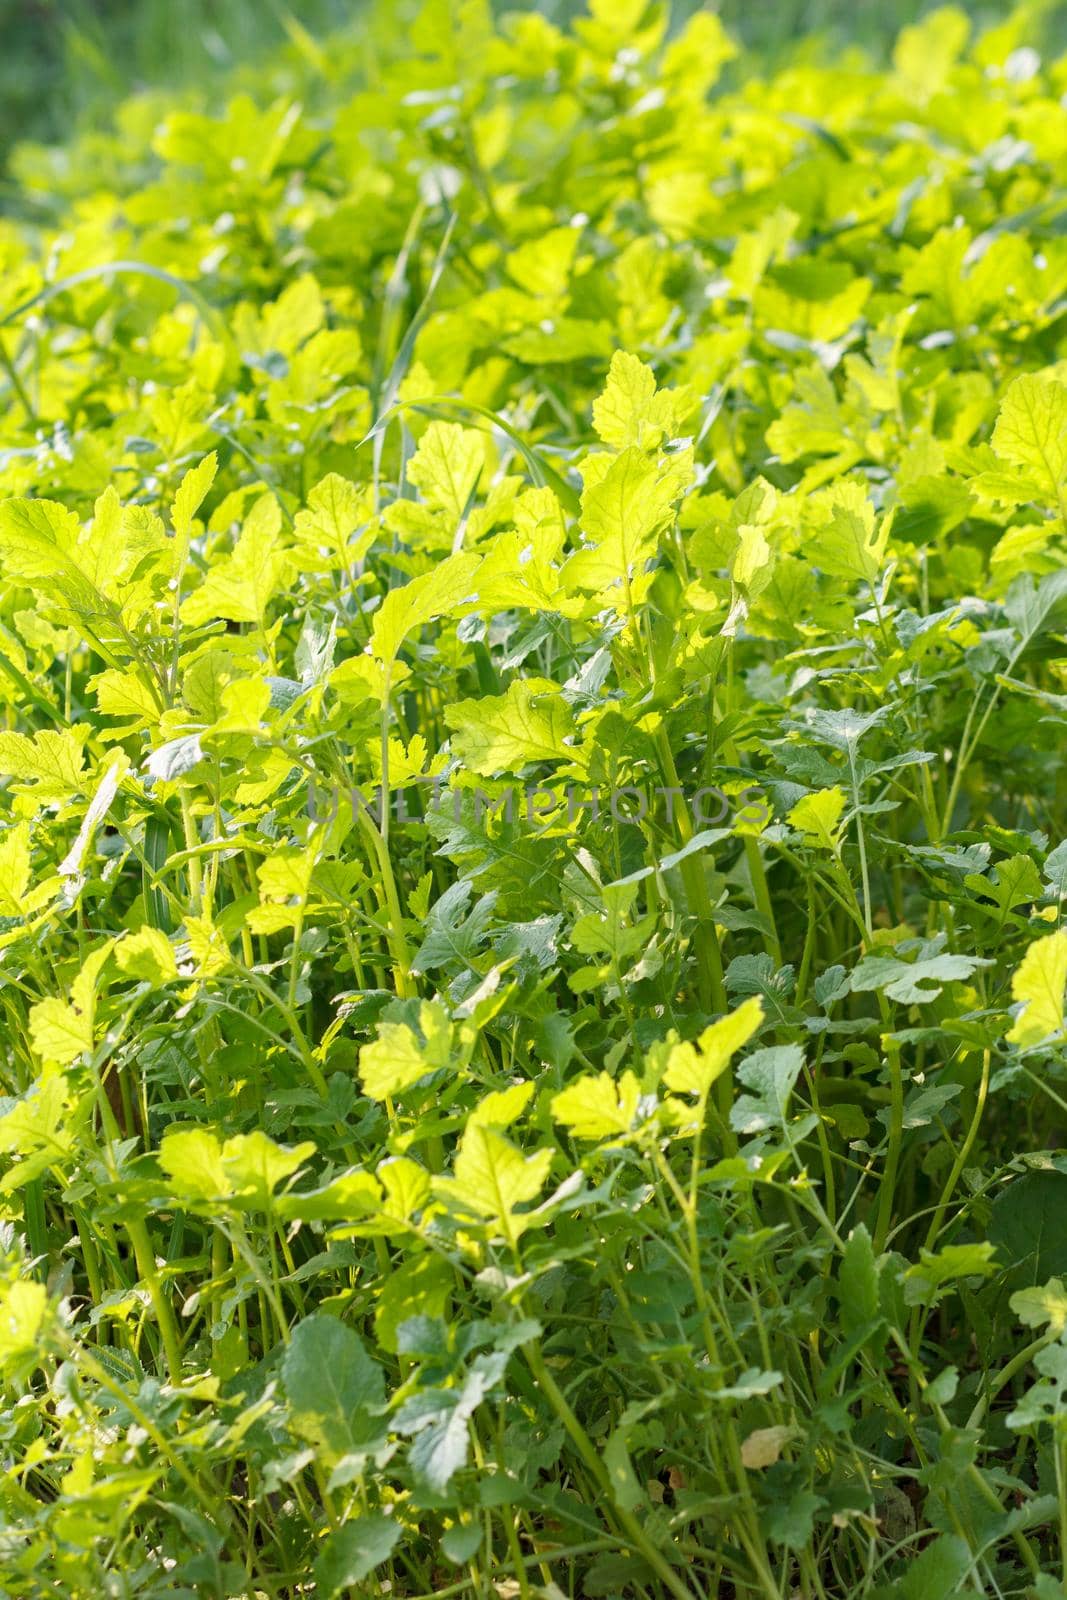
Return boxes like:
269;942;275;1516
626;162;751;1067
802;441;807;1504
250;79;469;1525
179;792;202;915
922;1048;990;1254
522;1339;702;1600
966;1332;1059;1430
125;1215;183;1385
357;807;415;999
873;999;904;1255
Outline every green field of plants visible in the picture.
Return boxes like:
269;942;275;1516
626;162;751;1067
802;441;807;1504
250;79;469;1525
3;1;1067;1596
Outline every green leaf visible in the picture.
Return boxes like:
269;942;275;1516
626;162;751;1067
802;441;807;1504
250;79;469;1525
850;949;990;1005
410;881;497;974
991;1172;1067;1286
897;1534;972;1600
441;1521;483;1565
609;827;732;889
314;1517;401;1597
283;1314;386;1463
603;1397;661;1512
762;1488;822;1550
394;1357;502;1491
1004;569;1067;652
837;1225;881;1338
374;1251;451;1354
902;1241;998;1306
730;1044;806;1134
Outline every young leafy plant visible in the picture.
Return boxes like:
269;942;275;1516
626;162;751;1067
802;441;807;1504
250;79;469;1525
0;2;1066;1597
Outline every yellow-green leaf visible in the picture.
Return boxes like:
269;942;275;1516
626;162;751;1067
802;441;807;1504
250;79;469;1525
566;446;685;601
172;451;218;542
0;728;88;801
91;670;161;730
664;997;764;1097
29;997;94;1066
551;1070;642;1139
0;823;32;917
293;473;375;571
1007;929;1067;1047
359;1001;454;1101
788;787;847;850
116;928;179;986
181;494;289;627
732;525;773;591
406;422;485;519
437;1123;553;1239
806;483;888;585
445;678;584;776
592;351;688;451
370;552;481;668
991;373;1067;514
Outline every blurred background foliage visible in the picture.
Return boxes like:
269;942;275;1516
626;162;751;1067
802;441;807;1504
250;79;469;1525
0;0;1062;181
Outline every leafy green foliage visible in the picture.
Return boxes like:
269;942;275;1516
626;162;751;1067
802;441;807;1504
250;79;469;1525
0;2;1067;1597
